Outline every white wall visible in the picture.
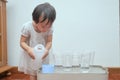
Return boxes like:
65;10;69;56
7;0;119;67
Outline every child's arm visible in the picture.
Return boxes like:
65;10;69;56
41;35;52;60
20;35;35;59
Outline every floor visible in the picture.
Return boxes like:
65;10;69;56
0;67;120;80
0;67;30;80
0;73;30;80
109;74;120;80
108;67;120;80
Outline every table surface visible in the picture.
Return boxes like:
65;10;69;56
37;65;108;80
38;65;108;74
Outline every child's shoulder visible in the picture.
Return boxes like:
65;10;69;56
22;21;33;28
23;21;32;26
21;21;33;31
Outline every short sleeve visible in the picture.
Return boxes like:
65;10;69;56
21;24;30;37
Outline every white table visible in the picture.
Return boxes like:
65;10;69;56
37;65;108;80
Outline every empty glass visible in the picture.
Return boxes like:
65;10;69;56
62;51;73;71
89;51;95;66
72;51;80;67
80;52;91;73
54;53;63;66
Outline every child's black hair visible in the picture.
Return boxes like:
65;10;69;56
32;2;56;24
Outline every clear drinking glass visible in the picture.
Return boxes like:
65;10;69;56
72;51;81;67
62;51;73;71
54;53;63;66
80;52;91;73
89;51;95;66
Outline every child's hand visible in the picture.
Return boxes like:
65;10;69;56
27;48;35;59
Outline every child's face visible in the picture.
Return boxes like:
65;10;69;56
36;18;52;32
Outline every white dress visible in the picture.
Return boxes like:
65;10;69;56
18;21;53;76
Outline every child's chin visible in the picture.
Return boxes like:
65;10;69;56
41;30;47;32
